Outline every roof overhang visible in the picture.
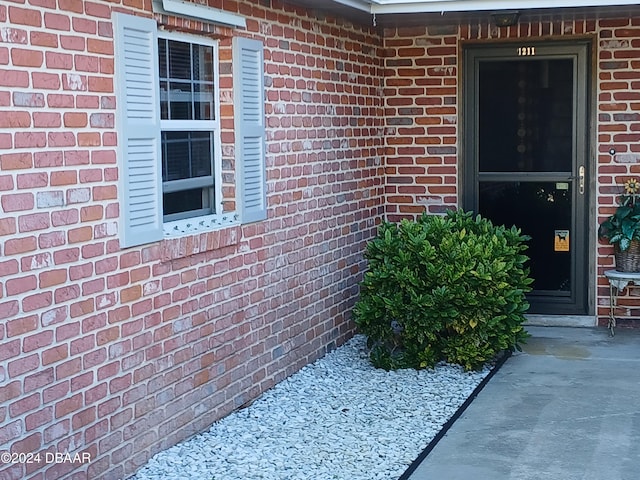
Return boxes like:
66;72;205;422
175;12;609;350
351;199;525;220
334;0;640;14
284;0;640;28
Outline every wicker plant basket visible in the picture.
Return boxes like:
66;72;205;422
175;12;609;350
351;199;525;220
615;240;640;272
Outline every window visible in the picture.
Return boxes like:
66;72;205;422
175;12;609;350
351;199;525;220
113;13;266;248
158;35;220;222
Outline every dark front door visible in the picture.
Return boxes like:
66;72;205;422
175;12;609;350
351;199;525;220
463;42;590;315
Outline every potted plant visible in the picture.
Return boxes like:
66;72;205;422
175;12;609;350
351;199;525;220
598;178;640;272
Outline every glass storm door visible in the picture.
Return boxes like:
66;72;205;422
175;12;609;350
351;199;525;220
463;42;590;315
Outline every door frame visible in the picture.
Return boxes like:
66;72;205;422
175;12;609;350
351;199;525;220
461;39;594;316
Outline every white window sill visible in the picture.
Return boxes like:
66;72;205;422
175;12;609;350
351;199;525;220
162;213;240;238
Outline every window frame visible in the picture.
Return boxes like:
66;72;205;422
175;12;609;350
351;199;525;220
157;29;223;224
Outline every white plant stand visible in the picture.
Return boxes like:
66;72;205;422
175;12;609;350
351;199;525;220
604;270;640;336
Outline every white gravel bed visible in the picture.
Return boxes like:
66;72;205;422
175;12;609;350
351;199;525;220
130;335;491;480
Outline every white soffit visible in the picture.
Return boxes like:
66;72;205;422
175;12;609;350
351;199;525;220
330;0;373;12
334;0;640;14
153;0;247;28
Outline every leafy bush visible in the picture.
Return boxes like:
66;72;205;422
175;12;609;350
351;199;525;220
354;210;532;371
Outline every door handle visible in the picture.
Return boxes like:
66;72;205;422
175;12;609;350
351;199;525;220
578;165;585;195
568;167;586;194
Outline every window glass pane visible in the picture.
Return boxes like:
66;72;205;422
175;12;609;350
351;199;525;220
162;132;213;182
193;44;214;82
168;81;193;120
162;132;190;182
194;82;214;120
158;39;168;78
190;132;213;177
168;40;191;80
163;189;208;216
159;80;169;120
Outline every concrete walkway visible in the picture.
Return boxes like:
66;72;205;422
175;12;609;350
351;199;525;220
405;326;640;480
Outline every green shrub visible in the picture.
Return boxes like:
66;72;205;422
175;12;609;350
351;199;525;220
354;210;533;371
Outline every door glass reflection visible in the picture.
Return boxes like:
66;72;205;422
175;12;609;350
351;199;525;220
479;181;571;293
478;59;573;173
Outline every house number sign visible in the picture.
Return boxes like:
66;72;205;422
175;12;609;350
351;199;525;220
517;46;536;56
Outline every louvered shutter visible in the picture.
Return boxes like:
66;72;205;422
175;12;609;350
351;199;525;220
113;13;163;247
233;37;267;223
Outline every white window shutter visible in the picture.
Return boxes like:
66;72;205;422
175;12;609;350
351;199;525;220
113;13;163;247
233;37;267;224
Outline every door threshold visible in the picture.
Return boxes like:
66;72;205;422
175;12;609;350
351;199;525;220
524;315;596;327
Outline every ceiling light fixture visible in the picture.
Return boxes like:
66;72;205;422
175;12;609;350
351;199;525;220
491;10;520;27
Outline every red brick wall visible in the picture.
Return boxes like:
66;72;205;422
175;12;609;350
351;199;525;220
382;25;459;221
596;18;640;326
0;0;384;478
382;17;640;326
